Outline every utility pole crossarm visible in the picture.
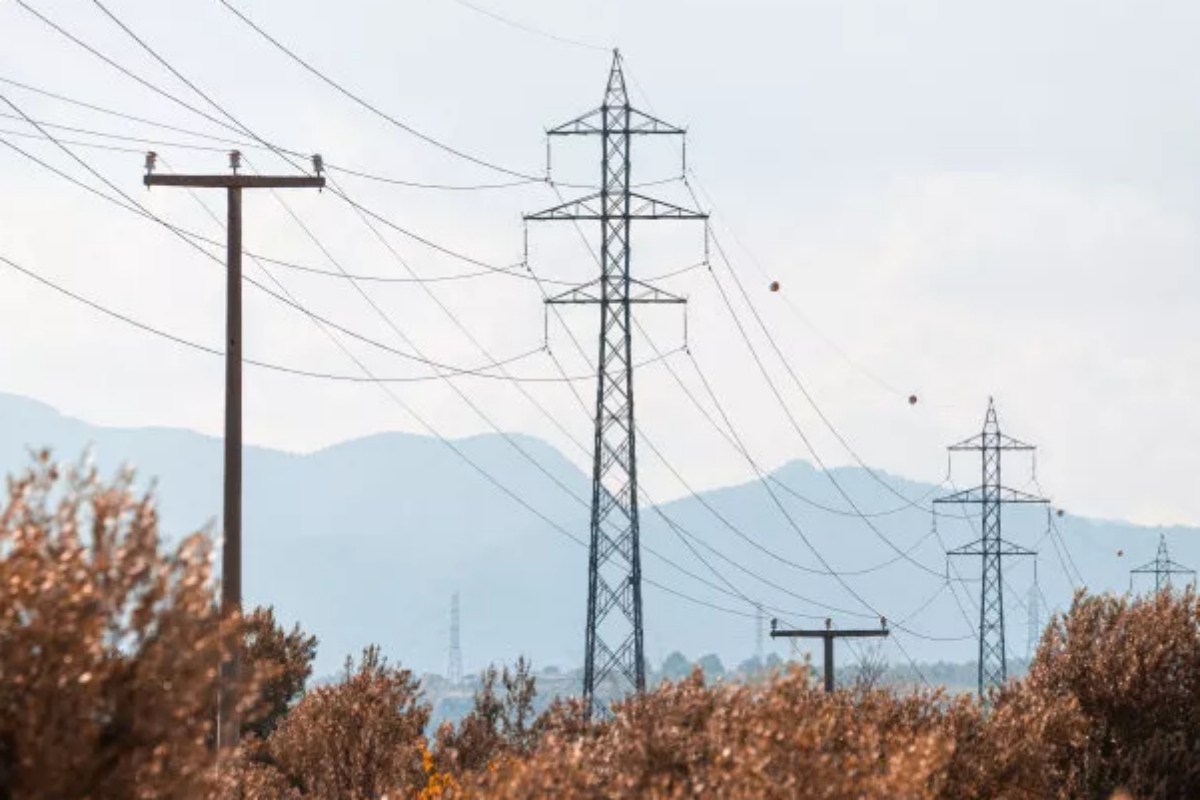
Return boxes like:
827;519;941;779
145;174;324;189
769;628;891;639
768;618;889;693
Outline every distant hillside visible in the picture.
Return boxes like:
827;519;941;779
0;391;1193;682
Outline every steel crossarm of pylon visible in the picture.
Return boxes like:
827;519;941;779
948;431;1036;451
934;486;1049;505
526;192;706;222
548;106;687;137
545;278;687;305
947;538;1037;558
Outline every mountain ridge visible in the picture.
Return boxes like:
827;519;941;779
0;391;1194;681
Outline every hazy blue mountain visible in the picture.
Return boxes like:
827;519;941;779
0;391;1194;682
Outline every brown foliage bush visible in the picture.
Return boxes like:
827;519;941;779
0;452;258;800
7;452;1200;800
244;644;430;800
1028;588;1200;798
241;606;318;741
432;656;538;774
433;666;959;799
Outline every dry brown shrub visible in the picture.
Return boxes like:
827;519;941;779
241;606;317;742
244;644;429;800
1028;588;1200;798
0;451;261;800
433;665;958;800
432;656;538;775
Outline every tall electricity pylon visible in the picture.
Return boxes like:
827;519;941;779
935;398;1046;699
526;50;706;717
1130;534;1195;593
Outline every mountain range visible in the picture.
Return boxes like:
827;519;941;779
1;391;1194;682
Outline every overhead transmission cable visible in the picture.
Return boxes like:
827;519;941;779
444;0;608;52
214;0;544;180
4;54;853;628
0;108;568;382
537;181;959;641
18;1;549;276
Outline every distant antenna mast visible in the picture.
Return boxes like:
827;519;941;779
1025;559;1041;663
448;592;463;686
755;603;764;667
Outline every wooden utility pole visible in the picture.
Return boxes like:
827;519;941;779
144;151;324;751
769;617;889;693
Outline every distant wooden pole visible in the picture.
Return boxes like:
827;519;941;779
769;617;889;693
144;151;323;751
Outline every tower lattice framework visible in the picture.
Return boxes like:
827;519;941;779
936;398;1045;698
527;51;705;715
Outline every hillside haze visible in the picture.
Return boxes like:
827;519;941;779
1;392;1194;681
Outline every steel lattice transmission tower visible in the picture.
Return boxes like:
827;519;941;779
1130;534;1195;593
526;50;706;715
935;398;1045;698
448;592;463;686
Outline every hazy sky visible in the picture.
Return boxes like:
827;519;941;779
2;0;1200;530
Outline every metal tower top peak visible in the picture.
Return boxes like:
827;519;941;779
984;396;999;433
605;49;627;106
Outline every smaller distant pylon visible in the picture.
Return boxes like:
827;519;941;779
1130;534;1195;593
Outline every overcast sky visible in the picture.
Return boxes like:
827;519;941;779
2;0;1199;530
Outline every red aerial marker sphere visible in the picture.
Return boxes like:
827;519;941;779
769;281;780;292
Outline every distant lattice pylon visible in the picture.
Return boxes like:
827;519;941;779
1130;534;1195;593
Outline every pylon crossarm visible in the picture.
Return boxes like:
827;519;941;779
526;192;603;221
549;106;686;137
548;107;604;135
948;540;1036;558
948;432;1035;452
546;280;602;304
545;278;687;305
526;192;705;221
628;193;706;219
628;279;686;303
934;486;1048;505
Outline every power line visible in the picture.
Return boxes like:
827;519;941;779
703;241;946;581
214;0;544;180
445;0;609;52
0;120;850;629
0;251;554;384
0;115;558;380
4;32;902;639
24;1;546;278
